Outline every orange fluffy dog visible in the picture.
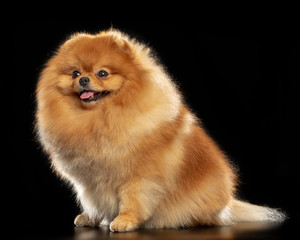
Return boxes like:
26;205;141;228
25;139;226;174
35;29;285;232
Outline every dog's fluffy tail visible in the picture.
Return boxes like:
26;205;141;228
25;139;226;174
219;199;286;225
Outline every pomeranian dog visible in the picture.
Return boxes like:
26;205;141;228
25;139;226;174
35;29;285;232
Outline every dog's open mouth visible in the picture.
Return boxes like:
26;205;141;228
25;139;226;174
79;90;110;102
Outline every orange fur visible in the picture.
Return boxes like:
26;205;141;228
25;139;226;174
35;29;285;232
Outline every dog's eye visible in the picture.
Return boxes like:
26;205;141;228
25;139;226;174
97;70;109;79
72;70;81;79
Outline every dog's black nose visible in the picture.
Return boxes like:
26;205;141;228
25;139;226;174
79;77;90;87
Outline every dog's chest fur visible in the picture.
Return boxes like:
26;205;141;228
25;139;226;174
52;153;122;222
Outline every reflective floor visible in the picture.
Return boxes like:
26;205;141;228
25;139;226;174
20;216;295;240
73;223;282;240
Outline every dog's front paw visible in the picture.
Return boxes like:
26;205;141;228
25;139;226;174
109;215;138;232
74;212;98;227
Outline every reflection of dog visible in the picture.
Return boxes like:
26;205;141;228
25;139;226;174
35;29;285;232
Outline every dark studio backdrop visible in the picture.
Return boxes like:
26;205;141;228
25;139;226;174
12;18;299;236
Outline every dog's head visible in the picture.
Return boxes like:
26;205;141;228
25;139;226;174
38;30;146;110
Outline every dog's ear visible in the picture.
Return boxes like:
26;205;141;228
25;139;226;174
114;37;132;56
104;29;134;57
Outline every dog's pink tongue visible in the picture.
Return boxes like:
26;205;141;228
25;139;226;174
80;91;94;99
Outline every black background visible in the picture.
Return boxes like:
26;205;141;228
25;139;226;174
12;17;299;238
